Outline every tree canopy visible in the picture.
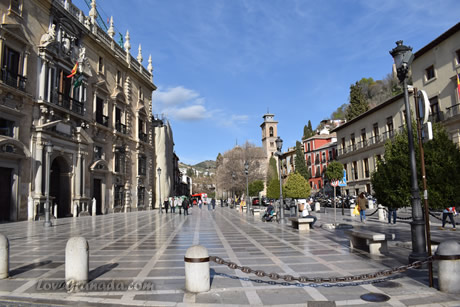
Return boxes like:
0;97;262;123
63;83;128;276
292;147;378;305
294;141;309;181
248;180;264;197
283;173;311;199
325;161;344;181
303;120;314;139
371;123;460;209
266;178;280;199
346;81;369;121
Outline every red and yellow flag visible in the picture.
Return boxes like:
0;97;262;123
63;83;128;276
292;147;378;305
457;73;460;99
66;62;78;78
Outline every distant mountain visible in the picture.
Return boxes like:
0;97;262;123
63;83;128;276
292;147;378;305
179;160;216;173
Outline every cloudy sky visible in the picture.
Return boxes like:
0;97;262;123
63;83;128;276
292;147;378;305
74;0;460;165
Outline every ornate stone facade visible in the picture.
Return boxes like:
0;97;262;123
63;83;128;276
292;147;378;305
0;0;156;221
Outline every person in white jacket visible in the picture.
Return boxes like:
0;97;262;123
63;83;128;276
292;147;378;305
301;200;317;228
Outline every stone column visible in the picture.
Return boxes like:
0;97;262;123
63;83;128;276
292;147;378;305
38;59;47;101
34;142;44;197
75;152;81;198
81;155;86;198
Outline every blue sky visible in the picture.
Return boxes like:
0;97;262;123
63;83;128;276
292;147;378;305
74;0;460;165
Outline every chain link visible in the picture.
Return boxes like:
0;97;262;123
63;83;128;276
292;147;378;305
209;255;434;284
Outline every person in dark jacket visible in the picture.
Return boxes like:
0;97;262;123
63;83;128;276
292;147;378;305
211;198;216;211
182;198;189;216
164;199;170;213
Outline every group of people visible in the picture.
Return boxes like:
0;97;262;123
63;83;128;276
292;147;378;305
162;196;190;215
193;198;217;211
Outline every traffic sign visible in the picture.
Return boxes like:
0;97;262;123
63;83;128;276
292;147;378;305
338;169;347;187
331;180;339;187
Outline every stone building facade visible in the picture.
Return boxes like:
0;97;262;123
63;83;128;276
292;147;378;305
0;0;156;221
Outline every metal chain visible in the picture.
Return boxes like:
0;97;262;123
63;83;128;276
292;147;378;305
210;255;434;284
366;208;379;216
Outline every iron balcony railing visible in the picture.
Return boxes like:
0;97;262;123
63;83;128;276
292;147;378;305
139;132;148;142
1;68;26;91
116;122;127;134
446;103;460;119
50;92;85;116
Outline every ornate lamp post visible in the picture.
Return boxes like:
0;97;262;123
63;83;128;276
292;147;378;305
44;142;53;227
244;161;249;215
275;136;284;220
157;167;162;214
390;40;426;262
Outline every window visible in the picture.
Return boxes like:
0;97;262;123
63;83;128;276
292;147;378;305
307;143;310;152
115;107;126;134
9;0;22;15
116;70;122;86
114;185;124;208
270;142;274;148
95;97;108;126
322;152;326;163
2;46;25;91
138;155;146;176
344;163;348;181
138;118;147;142
98;57;104;74
138;186;145;207
350;133;355;150
425;65;435;81
341;137;346;153
386;117;394;137
429;96;441;122
353;161;358;180
316;166;320;177
328;150;332;161
114;147;125;173
269;127;274;137
307;155;311;166
139;86;143;101
456;49;460;65
364;158;369;178
373;123;379;143
315;153;320;164
0;118;14;137
361;129;367;147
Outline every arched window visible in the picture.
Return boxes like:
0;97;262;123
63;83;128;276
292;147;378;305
269;127;274;137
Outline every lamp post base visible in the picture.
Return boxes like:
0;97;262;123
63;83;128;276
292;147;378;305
409;219;428;263
43;221;52;227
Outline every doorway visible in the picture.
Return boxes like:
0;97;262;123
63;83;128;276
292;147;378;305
50;156;71;217
93;178;102;215
0;167;13;221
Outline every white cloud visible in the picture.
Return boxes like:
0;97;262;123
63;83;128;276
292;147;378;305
172;105;209;121
153;86;200;107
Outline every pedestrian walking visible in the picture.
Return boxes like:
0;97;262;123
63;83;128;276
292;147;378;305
178;197;182;215
207;199;211;211
182;197;189;216
164;199;170;213
220;198;224;207
387;206;397;224
198;199;202;209
171;197;176;213
357;192;368;223
212;198;216;211
440;206;457;230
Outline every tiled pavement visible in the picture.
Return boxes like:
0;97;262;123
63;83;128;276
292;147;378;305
0;206;459;306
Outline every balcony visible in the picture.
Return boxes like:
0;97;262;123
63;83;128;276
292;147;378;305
115;122;127;134
96;114;109;127
1;68;26;91
446;104;460;120
50;92;85;116
139;132;148;142
429;111;444;123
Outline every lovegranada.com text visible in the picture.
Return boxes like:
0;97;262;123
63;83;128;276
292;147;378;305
36;280;155;292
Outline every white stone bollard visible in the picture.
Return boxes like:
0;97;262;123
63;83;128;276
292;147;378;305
368;200;374;210
73;203;78;218
315;202;320;212
92;198;96;217
184;245;210;293
436;240;460;293
65;237;89;289
378;204;385;221
28;197;34;221
54;204;58;218
0;234;8;279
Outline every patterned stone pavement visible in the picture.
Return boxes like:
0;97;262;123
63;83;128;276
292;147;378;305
0;206;459;306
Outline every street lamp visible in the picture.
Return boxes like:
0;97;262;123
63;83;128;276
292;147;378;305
231;172;236;202
275;136;284;220
157;167;162;214
244;161;249;215
44;142;53;227
390;40;426;262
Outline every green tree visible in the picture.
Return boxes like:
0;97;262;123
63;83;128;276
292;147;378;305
267;156;278;183
294;141;309;181
371;124;460;209
325;161;344;181
303;120;314;139
346;81;369;121
266;178;280;199
331;103;348;120
248;180;264;196
283;173;311;199
186;168;194;177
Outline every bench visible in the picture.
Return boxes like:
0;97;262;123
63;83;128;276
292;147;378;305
251;208;262;216
289;217;314;231
344;230;395;255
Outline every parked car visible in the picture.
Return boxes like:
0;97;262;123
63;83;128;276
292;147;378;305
252;198;260;206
